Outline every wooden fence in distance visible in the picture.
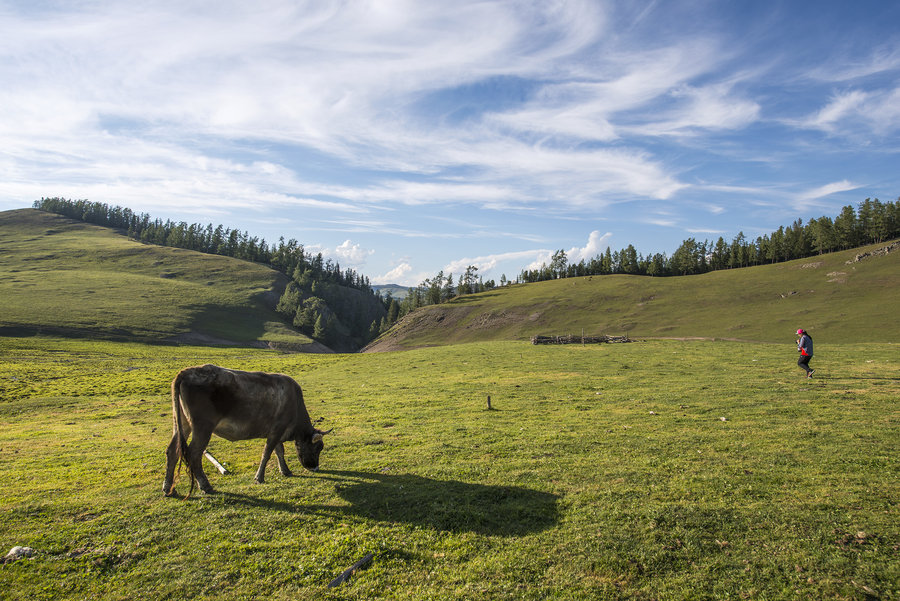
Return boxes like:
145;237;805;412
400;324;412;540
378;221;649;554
531;334;631;345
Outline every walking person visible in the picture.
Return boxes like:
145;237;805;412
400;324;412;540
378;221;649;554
796;328;815;378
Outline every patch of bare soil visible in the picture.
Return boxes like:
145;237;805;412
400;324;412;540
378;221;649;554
464;309;525;330
362;305;472;352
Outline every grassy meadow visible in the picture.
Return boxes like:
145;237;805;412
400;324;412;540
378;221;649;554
1;336;897;599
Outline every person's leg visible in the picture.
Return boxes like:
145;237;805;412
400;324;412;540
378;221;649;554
798;355;812;375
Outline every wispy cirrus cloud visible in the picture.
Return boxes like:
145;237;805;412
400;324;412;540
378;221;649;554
794;180;861;209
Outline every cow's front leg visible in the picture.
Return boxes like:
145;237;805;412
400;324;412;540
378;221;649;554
255;438;278;484
274;442;293;477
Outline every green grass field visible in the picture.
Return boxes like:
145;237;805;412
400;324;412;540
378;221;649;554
0;209;312;348
1;336;896;599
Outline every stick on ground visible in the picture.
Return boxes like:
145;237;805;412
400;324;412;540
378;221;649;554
327;553;374;588
203;451;229;475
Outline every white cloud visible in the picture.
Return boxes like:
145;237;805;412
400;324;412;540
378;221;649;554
332;239;374;267
796;87;900;136
807;42;900;82
864;87;900;131
804;91;869;131
444;249;549;277
793;180;861;210
521;230;612;271
628;83;760;136
566;230;612;263
686;227;725;235
375;262;413;286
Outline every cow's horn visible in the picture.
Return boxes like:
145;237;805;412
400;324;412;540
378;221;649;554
311;428;333;444
311;433;323;444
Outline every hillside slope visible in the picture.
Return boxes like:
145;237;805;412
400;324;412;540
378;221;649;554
367;240;899;350
0;209;322;350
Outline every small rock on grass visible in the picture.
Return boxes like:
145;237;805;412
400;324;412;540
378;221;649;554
3;546;35;563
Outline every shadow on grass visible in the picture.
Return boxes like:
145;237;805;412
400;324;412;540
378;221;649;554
316;470;560;536
205;470;560;536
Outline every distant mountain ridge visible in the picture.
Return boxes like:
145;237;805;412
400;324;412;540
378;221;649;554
372;284;409;298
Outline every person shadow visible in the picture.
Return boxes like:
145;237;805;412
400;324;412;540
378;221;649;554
316;470;560;536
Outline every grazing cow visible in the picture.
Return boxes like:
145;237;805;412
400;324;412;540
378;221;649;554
163;364;332;496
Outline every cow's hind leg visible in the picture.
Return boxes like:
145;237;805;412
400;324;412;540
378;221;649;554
163;421;192;496
274;442;293;477
187;426;215;494
163;432;180;496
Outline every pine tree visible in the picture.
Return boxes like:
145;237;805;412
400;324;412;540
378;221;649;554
313;314;326;340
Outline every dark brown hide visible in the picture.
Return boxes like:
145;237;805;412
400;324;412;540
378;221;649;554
163;364;330;496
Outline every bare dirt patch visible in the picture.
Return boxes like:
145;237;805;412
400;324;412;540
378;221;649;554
363;305;471;352
465;309;525;330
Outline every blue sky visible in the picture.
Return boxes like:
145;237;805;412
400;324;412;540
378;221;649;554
2;1;898;286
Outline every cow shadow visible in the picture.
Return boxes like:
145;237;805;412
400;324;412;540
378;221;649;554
313;470;560;536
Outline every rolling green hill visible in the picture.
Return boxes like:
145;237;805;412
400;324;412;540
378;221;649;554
0;208;321;350
3;207;897;352
367;239;900;350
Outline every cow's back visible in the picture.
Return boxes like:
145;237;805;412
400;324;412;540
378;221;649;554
177;365;305;441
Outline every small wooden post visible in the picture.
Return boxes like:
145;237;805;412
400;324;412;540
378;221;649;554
487;395;492;410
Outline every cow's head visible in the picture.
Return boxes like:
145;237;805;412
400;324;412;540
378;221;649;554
296;428;333;471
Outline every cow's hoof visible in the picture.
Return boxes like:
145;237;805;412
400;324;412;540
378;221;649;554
280;471;294;478
164;488;178;497
200;485;216;495
254;478;265;485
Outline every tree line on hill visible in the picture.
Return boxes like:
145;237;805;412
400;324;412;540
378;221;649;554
32;197;389;350
518;197;900;281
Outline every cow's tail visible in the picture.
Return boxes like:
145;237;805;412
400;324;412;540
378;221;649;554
170;372;196;498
